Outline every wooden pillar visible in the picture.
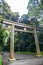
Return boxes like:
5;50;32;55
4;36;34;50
34;27;41;56
9;24;15;60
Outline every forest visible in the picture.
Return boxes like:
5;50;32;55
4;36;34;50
0;0;43;54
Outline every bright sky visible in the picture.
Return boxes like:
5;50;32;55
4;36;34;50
5;0;29;16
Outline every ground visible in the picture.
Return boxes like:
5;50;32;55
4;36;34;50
2;52;43;65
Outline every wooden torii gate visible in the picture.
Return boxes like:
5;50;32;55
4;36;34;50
1;19;41;60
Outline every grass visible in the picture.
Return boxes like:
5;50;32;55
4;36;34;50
41;51;43;56
16;51;36;55
16;51;43;56
0;55;2;65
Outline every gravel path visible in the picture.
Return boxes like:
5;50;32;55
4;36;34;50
2;52;43;65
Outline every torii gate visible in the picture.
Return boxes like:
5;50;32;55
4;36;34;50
1;19;41;61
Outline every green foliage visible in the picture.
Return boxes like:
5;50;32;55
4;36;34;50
0;0;43;53
41;0;43;4
41;51;43;55
0;55;2;65
0;46;2;53
0;0;19;21
16;51;36;55
14;32;36;52
0;5;2;8
27;0;40;18
20;14;39;26
2;1;19;21
0;28;10;51
27;0;43;19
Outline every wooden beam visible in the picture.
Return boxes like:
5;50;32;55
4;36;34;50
2;19;34;29
1;27;11;31
1;26;42;34
14;28;34;33
1;27;34;33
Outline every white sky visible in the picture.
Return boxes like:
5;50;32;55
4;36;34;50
5;0;29;16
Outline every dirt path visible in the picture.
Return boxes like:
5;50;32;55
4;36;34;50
2;52;43;65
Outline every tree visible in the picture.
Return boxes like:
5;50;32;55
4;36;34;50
0;28;10;51
19;14;30;24
27;0;40;18
19;14;39;26
39;0;43;19
0;1;19;22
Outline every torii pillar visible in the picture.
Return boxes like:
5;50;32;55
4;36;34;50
8;24;15;60
34;27;41;56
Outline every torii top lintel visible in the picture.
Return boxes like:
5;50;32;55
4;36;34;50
2;19;35;29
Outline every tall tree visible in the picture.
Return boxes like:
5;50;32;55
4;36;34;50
0;0;19;22
27;0;40;18
19;14;29;24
